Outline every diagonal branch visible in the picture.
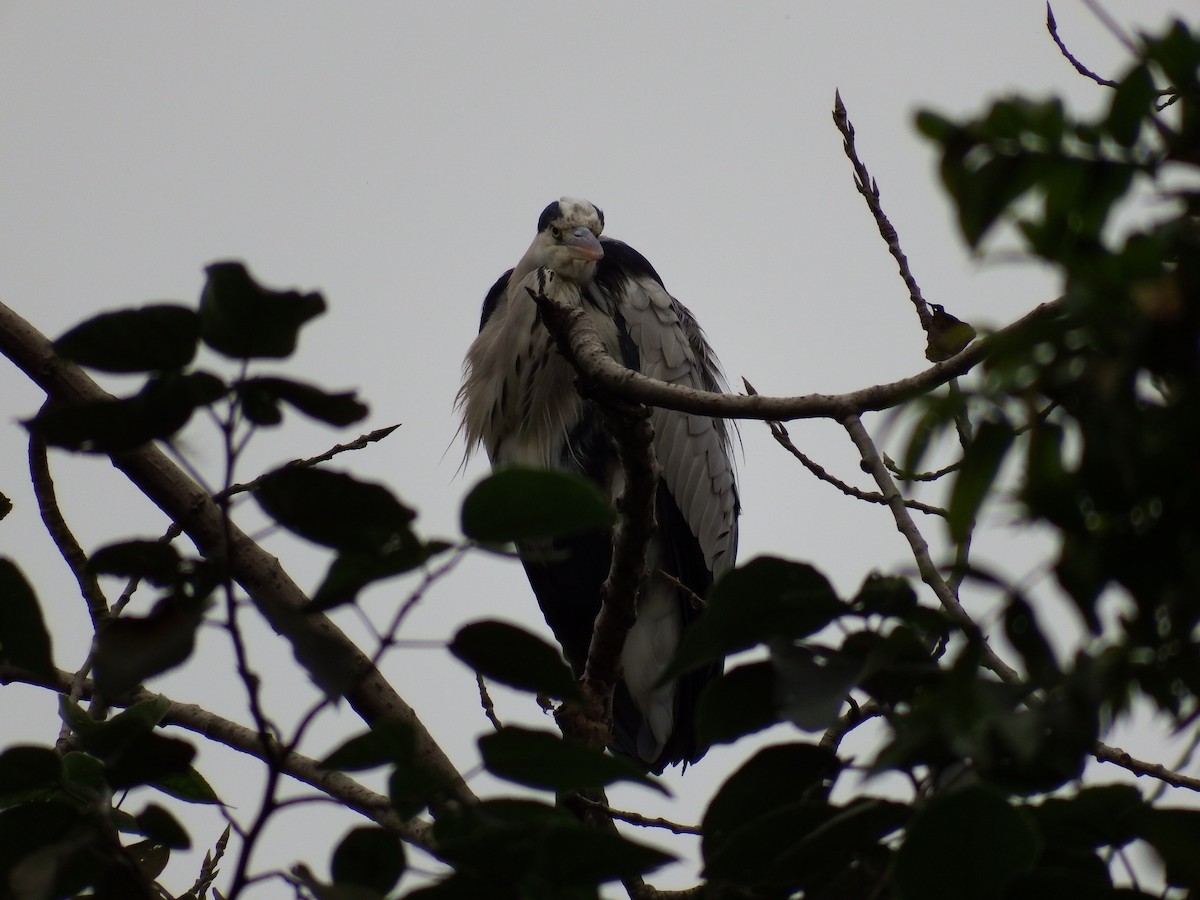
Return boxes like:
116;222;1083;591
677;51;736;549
833;90;933;330
0;298;475;811
0;663;434;850
531;291;1065;423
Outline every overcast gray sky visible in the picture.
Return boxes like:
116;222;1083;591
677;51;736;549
0;2;1186;894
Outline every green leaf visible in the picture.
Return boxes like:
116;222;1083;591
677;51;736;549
135;804;190;849
947;419;1015;542
701;743;840;866
1132;806;1200;889
1105;63;1156;148
1003;595;1061;687
311;539;453;611
255;467;416;553
53;304;200;373
771;645;862;732
461;468;615;543
0;746;62;803
896;785;1039;900
126;839;172;882
331;826;405;894
0;559;55;680
93;593;207;698
0;802;98;897
449;620;579;700
852;573;918;617
25;371;227;453
433;799;672;887
321;720;415;772
696;661;778;746
88;540;182;588
478;727;666;795
199;261;325;359
237;376;368;428
149;765;221;805
104;733;196;790
1029;784;1144;853
662;557;844;682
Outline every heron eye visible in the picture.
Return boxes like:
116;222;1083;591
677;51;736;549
550;226;562;240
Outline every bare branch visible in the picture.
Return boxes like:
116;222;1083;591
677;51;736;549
833;90;933;330
28;419;109;626
1046;4;1119;88
0;298;476;811
527;292;1065;424
841;413;1021;685
0;663;434;850
574;796;700;835
763;414;945;518
476;672;503;731
1094;741;1200;793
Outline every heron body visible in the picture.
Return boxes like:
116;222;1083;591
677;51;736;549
459;198;739;773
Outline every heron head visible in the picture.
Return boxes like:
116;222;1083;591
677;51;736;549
527;197;605;282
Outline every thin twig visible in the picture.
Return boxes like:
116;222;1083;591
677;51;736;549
28;420;109;626
765;416;946;518
526;291;1066;425
833;90;933;330
574;797;700;835
0;663;433;849
882;452;961;483
841;413;1021;685
476;673;503;731
1094;741;1200;792
1046;3;1119;87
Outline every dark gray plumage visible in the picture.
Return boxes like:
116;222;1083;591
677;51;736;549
458;197;739;772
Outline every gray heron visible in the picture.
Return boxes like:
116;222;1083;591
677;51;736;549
458;198;739;773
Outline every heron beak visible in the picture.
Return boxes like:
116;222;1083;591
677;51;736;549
565;227;604;261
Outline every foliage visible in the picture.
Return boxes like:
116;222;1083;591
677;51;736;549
2;14;1200;900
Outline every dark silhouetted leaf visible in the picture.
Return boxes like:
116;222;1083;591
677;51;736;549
311;539;453;611
696;661;778;746
25;371;227;453
1030;784;1144;853
0;802;98;897
1132;806;1200;889
461;468;615;543
93;593;207;698
853;573;918;617
54;304;200;372
199;261;325;359
150;766;221;805
663;557;844;682
1004;595;1061;687
322;720;415;773
237;376;367;428
479;727;665;794
88;540;182;588
331;826;405;893
104;733;196;790
896;785;1039;900
433;799;672;888
450;620;579;700
255;467;416;553
772;645;862;732
702;743;840;866
135;804;190;849
0;746;61;803
0;560;55;680
947;419;1015;542
1105;63;1155;148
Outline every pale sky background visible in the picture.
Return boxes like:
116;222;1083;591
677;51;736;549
0;2;1189;896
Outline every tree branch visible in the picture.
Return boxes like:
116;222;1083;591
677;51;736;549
526;293;1065;423
0;663;434;851
0;298;475;811
833;90;933;330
